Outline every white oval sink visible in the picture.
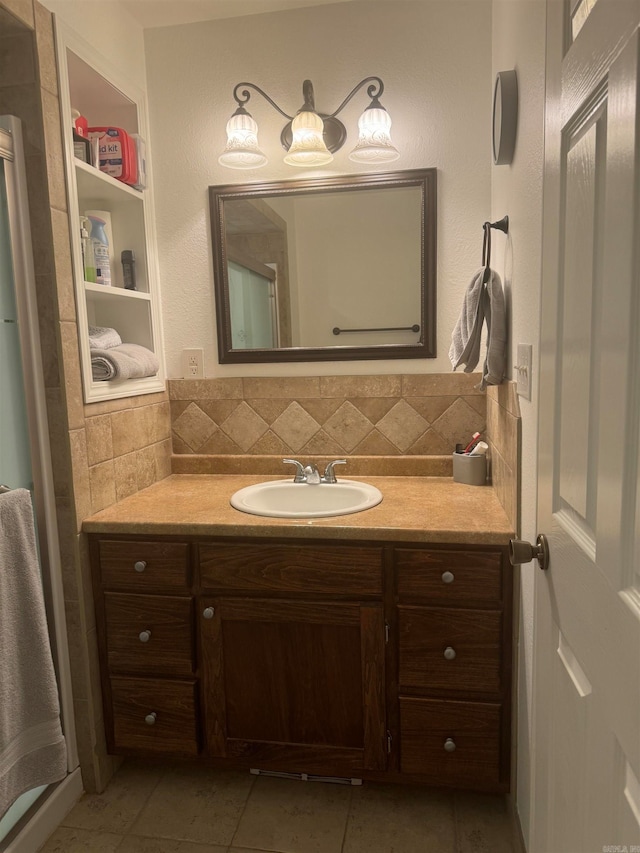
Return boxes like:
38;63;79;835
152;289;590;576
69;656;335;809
230;479;383;518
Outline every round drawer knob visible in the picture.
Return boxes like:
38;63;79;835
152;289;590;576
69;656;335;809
202;607;215;619
139;630;152;643
145;712;157;726
443;646;456;660
134;560;147;573
444;737;456;752
441;571;455;584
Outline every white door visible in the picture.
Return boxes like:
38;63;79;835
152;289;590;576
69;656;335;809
533;1;640;851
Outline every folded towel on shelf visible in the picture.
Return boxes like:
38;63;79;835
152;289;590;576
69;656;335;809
88;325;122;350
91;342;160;381
0;489;67;818
449;267;507;391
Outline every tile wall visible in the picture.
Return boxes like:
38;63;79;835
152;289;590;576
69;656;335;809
169;372;487;467
169;373;521;531
486;382;521;532
0;0;171;794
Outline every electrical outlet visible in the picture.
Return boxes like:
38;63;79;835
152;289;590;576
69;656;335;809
515;343;532;400
182;348;204;379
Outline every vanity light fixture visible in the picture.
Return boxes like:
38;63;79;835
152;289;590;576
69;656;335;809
218;77;399;169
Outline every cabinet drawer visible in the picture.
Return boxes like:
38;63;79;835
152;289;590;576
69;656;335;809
110;677;199;757
198;542;383;596
99;540;190;591
104;593;194;675
396;549;503;605
399;697;502;788
398;606;502;695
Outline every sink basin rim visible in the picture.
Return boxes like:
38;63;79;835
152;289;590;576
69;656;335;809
230;478;383;518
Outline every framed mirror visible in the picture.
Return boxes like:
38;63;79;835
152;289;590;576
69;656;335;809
209;168;436;364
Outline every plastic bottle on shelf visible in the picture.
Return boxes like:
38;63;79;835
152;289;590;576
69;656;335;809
85;209;116;284
79;216;96;283
71;108;88;137
121;250;137;290
88;215;112;286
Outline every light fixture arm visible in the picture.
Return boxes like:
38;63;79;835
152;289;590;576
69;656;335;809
232;81;294;121
327;76;385;118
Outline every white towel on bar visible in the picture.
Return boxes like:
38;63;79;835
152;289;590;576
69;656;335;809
91;342;160;381
0;489;66;819
449;267;507;390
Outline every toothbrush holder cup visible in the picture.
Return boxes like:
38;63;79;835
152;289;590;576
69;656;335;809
452;451;487;486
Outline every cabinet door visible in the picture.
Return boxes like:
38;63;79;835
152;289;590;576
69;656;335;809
200;598;386;776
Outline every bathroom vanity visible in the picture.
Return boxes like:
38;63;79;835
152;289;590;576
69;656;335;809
86;475;514;793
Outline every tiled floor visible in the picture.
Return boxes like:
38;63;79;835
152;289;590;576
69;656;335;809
39;761;516;853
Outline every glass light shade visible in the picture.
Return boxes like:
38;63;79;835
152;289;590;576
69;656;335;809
348;106;399;163
283;110;333;167
218;110;267;169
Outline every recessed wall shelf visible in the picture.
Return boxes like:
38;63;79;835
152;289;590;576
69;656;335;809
56;21;165;403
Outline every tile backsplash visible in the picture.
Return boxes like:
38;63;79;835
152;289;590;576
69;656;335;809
168;373;486;459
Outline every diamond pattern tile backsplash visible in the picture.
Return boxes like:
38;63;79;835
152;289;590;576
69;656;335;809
168;373;486;457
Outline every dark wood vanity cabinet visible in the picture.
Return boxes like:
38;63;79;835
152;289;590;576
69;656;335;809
198;542;387;776
394;548;513;790
91;539;199;758
90;535;512;792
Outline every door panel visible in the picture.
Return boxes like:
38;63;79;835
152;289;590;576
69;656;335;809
558;105;605;532
536;3;640;850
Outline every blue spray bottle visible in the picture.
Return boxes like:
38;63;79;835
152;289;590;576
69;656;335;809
88;215;112;286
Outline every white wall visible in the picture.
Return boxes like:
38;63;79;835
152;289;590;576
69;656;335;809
491;1;546;847
42;0;147;91
143;0;493;378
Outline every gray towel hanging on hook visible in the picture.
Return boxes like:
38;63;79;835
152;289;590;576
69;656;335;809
449;218;508;390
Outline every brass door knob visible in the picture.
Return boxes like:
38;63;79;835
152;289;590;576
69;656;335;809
509;534;549;571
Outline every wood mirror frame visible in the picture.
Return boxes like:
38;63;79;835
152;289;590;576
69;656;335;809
209;168;437;364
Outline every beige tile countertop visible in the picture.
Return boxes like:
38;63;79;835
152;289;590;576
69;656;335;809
82;474;514;545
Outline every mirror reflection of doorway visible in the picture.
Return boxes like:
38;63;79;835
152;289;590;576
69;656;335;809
228;259;279;349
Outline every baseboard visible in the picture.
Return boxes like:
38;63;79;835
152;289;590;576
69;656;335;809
2;770;83;853
508;795;528;853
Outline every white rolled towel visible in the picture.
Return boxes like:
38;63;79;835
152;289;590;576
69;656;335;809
88;325;122;350
91;343;159;381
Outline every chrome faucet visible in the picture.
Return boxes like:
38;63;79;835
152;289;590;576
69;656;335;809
282;459;347;484
321;459;347;483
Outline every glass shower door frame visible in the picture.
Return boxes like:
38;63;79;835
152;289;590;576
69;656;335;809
0;116;80;849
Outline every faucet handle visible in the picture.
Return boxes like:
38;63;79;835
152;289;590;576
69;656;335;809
323;459;347;483
282;459;306;482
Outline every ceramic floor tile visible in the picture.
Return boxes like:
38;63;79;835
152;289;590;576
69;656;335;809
454;792;515;853
230;849;290;853
130;766;254;846
38;826;123;852
61;760;163;833
342;783;456;853
117;837;228;852
231;776;351;853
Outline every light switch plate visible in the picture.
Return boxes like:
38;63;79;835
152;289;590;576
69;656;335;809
516;343;532;400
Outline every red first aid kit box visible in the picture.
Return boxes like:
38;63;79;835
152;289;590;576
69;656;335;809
87;127;138;186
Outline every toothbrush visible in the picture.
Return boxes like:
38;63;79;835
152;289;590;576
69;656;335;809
462;432;481;453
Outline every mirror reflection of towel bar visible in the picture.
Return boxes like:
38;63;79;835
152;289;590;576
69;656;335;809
333;324;420;335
